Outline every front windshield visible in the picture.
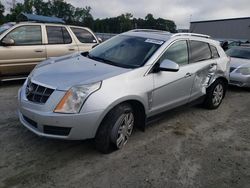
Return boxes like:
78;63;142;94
87;35;163;68
226;48;250;59
0;23;14;35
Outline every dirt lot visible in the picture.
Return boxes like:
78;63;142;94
0;82;250;188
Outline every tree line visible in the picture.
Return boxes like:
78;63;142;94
0;0;177;33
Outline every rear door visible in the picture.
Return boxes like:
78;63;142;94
0;25;46;77
70;27;98;52
188;40;218;101
45;25;78;58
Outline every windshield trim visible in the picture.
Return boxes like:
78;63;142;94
230;55;250;60
226;48;250;60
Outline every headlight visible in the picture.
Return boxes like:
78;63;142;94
236;67;250;75
54;82;102;113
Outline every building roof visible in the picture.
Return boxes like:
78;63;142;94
17;13;65;24
191;17;250;24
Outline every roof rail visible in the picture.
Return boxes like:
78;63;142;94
172;33;210;38
17;12;65;24
131;29;170;34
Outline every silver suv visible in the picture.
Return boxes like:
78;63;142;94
18;30;230;153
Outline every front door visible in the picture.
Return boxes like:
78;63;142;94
0;25;46;77
150;40;195;116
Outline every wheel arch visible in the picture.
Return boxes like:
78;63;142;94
213;76;228;97
94;97;147;137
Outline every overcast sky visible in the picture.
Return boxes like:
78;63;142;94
3;0;250;28
67;0;250;28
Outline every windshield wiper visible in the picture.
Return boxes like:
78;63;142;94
87;54;135;69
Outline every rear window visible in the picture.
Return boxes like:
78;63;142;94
46;26;72;44
71;27;96;43
210;45;220;58
190;41;212;63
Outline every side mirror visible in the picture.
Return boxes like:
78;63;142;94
98;37;103;43
1;38;15;46
158;59;179;72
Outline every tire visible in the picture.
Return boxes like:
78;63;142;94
95;103;134;154
203;79;226;109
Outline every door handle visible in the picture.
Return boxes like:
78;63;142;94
68;48;76;51
34;49;44;53
185;72;193;78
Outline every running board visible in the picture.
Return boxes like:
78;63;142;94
1;76;27;82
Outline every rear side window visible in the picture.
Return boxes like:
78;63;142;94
46;26;72;44
210;45;220;58
4;25;42;45
190;41;212;63
159;40;189;65
70;27;96;43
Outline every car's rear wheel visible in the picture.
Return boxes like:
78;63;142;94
95;103;134;153
203;79;226;109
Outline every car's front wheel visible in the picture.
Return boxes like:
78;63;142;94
203;79;226;109
95;103;134;153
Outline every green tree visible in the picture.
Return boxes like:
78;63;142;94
0;1;5;24
2;0;177;34
33;0;52;16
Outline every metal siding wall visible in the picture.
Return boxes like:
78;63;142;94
190;19;250;40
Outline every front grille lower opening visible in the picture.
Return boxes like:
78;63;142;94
43;125;71;136
23;115;38;128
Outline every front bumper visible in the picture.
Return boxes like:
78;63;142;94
229;72;250;88
18;86;104;140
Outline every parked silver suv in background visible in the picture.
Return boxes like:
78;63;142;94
18;30;230;153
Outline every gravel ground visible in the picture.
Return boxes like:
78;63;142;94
0;82;250;188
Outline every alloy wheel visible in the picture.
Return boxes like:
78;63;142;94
114;112;134;149
212;84;224;106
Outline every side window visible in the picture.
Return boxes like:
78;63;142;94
70;27;96;43
4;25;42;45
158;40;188;65
46;26;72;44
190;41;212;63
210;45;220;58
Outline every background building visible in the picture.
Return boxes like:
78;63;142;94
190;17;250;41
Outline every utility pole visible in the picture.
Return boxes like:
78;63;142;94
12;0;16;9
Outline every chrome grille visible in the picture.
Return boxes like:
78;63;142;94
26;79;54;104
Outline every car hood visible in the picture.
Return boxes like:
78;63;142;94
230;57;250;68
30;53;130;91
